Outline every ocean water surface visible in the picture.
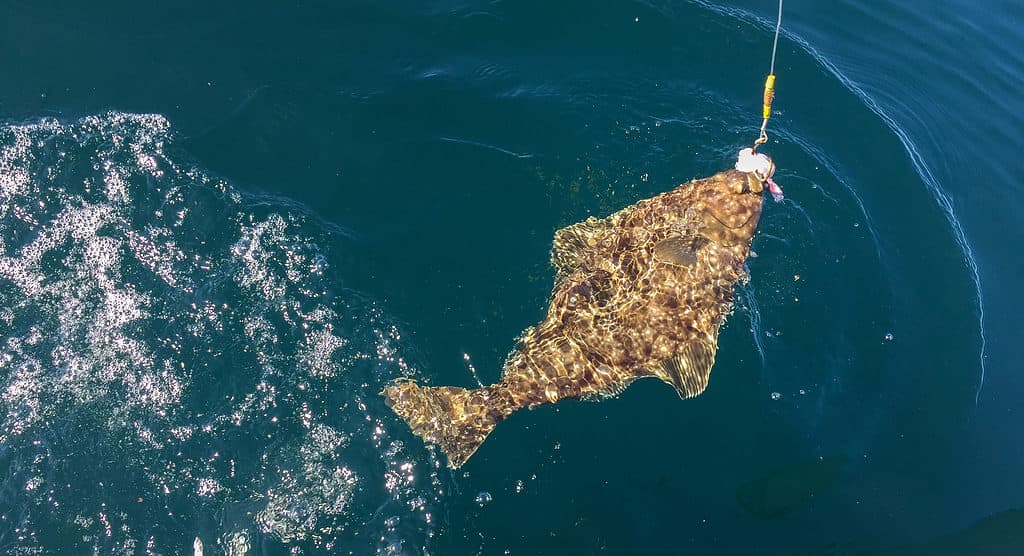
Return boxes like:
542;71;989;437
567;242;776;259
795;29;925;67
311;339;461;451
1;0;1021;554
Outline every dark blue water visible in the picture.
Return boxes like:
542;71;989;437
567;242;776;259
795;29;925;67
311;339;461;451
1;1;1021;554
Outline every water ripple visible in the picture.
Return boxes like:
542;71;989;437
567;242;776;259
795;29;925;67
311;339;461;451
690;0;987;404
0;113;446;553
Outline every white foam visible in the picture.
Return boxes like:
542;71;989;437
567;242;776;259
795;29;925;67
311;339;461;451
0;112;443;553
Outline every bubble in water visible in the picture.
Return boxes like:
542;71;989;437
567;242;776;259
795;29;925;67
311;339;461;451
884;332;894;342
220;530;251;556
475;491;493;506
770;392;782;401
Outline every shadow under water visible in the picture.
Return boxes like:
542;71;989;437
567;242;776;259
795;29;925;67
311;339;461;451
736;454;848;520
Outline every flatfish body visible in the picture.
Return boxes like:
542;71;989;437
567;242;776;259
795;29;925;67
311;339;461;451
384;166;770;468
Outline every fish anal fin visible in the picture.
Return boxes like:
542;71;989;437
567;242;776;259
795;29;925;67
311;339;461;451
551;216;608;276
653;339;717;399
581;375;636;401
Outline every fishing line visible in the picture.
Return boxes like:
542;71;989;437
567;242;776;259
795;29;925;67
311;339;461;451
753;0;783;152
769;0;783;75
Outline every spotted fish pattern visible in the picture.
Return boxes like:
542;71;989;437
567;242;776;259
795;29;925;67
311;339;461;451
383;168;766;468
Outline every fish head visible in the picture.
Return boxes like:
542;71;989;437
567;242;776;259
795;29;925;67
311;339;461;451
692;169;765;247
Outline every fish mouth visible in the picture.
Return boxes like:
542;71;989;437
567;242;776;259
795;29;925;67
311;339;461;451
708;174;762;227
697;172;763;245
706;208;757;230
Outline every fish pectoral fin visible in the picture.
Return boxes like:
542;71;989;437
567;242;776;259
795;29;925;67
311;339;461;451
653;236;702;266
652;339;717;399
551;216;608;277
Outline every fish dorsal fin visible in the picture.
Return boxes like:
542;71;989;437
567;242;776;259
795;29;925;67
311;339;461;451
551;216;608;276
653;236;701;266
652;338;717;399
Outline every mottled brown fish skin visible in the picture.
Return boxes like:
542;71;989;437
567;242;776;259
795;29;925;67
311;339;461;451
384;169;766;468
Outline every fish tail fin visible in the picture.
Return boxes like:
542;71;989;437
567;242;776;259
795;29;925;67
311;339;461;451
382;378;511;469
